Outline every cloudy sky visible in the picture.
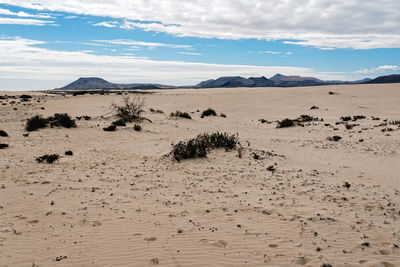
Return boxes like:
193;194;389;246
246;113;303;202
0;0;399;90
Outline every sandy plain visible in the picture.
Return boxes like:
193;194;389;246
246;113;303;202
0;84;399;266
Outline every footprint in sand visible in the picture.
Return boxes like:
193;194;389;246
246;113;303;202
144;237;157;242
200;239;228;248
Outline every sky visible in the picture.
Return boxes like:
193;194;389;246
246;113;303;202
0;0;399;90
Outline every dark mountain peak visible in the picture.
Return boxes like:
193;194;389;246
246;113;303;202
59;77;118;90
270;73;286;81
248;76;274;86
364;74;400;84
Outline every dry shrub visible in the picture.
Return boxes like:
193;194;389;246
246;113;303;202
111;95;145;122
171;132;238;161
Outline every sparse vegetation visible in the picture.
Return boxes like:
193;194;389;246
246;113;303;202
327;135;342;142
353;115;366;121
26;115;49;131
277;118;295;128
133;124;142;131
0;130;8;137
65;150;73;156
150;108;164;114
341;115;366;122
170;111;192;119
277;115;320;128
201;108;217;118
111;95;145;122
259;119;272;124
0;143;9;149
48;113;76;128
150;258;160;265
26;113;76;131
310;106;319;110
103;125;117;131
36;154;60;163
220;113;227;118
112;119;126;127
20;94;32;100
171;132;238;161
389;120;400;125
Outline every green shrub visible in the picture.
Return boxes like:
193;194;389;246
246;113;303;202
170;111;192;119
26;115;49;131
201;108;217;118
171;132;238;161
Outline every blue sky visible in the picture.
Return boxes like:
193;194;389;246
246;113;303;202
0;1;399;90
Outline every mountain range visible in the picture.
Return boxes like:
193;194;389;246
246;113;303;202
55;74;400;90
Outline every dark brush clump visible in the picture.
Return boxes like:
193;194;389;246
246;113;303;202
201;108;217;118
327;135;342;142
112;119;126;126
19;94;32;100
103;125;117;131
0;130;8;137
36;154;60;163
277;118;295;128
310;106;319;110
48;113;76;128
150;108;164;114
220;113;227;118
170;111;192;119
133;124;142;131
171;132;238;161
0;143;9;149
26;115;49;131
65;150;73;156
353;115;366;121
277;115;320;128
341;116;352;122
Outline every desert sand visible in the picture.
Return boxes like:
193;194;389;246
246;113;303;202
0;84;399;266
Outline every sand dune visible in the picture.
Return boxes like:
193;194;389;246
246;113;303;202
0;84;399;266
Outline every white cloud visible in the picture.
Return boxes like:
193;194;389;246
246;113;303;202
1;0;400;49
357;65;400;74
64;15;78;19
177;51;202;56
262;51;281;55
0;36;350;90
0;7;52;18
94;39;192;49
0;17;53;25
93;21;118;28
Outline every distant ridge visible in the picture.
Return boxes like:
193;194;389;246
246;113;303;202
56;77;176;90
364;74;400;84
195;74;327;88
55;74;399;91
